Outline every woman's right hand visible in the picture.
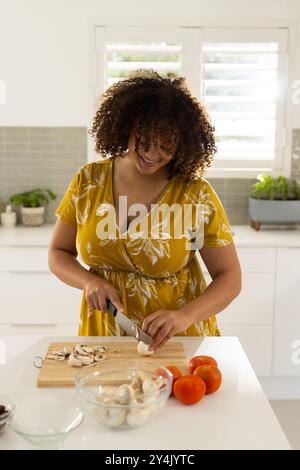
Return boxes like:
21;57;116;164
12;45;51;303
84;276;124;313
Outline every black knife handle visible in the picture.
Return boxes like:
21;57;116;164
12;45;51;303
107;300;118;317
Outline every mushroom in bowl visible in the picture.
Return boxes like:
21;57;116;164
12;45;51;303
75;359;172;429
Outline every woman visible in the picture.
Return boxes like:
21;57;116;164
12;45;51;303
49;69;242;352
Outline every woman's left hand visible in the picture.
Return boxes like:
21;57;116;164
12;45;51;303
142;309;193;352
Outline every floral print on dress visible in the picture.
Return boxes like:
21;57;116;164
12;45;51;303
55;158;233;338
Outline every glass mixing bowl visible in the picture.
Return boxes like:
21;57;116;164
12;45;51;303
75;358;172;429
9;397;83;449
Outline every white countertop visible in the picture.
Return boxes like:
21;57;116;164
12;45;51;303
0;336;291;450
0;224;54;247
230;225;300;248
0;224;299;247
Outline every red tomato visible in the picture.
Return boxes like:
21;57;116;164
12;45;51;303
193;365;222;394
188;355;218;374
173;375;206;405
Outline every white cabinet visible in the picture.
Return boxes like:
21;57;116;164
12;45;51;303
0;247;49;272
218;273;274;325
236;247;276;273
0;243;82;336
198;247;276;376
0;271;82;324
273;248;300;376
198;247;276;274
204;272;274;325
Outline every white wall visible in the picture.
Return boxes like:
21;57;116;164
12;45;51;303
0;0;299;127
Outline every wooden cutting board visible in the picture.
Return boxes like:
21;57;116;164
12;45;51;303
37;341;188;388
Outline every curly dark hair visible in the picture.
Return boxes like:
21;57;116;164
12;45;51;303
88;69;217;181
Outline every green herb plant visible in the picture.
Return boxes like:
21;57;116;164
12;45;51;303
251;175;300;201
9;189;56;208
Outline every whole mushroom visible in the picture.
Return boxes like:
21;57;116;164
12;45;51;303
137;341;154;356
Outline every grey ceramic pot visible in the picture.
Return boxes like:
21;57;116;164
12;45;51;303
249;197;300;230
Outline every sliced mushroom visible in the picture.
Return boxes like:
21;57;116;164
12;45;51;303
130;370;148;389
142;379;160;396
63;347;72;356
83;345;95;354
80;355;94;366
68;354;83;367
46;354;58;360
45;342;117;368
94;345;108;354
55;355;66;362
52;349;67;356
74;344;90;356
94;354;106;362
142;379;160;404
116;384;136;405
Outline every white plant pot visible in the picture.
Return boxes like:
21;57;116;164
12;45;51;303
21;207;45;226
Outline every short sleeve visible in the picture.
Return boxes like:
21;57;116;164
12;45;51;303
54;170;79;228
202;181;234;248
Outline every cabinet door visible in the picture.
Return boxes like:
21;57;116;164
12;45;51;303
273;248;300;376
0;247;49;271
219;272;274;325
0;272;82;324
197;247;275;324
203;272;274;325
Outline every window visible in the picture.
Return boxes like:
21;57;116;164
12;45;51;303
92;24;290;177
105;43;182;87
199;29;289;174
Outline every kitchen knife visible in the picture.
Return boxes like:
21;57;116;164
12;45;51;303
107;300;152;345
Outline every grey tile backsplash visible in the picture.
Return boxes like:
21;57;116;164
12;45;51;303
0;127;87;223
0;127;299;225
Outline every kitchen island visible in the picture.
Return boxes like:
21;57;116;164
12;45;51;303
0;336;291;450
1;224;300;388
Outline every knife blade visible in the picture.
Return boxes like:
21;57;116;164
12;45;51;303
107;300;152;345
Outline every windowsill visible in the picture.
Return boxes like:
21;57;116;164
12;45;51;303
206;168;291;179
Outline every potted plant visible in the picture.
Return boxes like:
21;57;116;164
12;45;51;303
9;188;56;226
249;174;300;230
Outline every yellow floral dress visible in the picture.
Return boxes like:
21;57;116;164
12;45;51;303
55;158;233;337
